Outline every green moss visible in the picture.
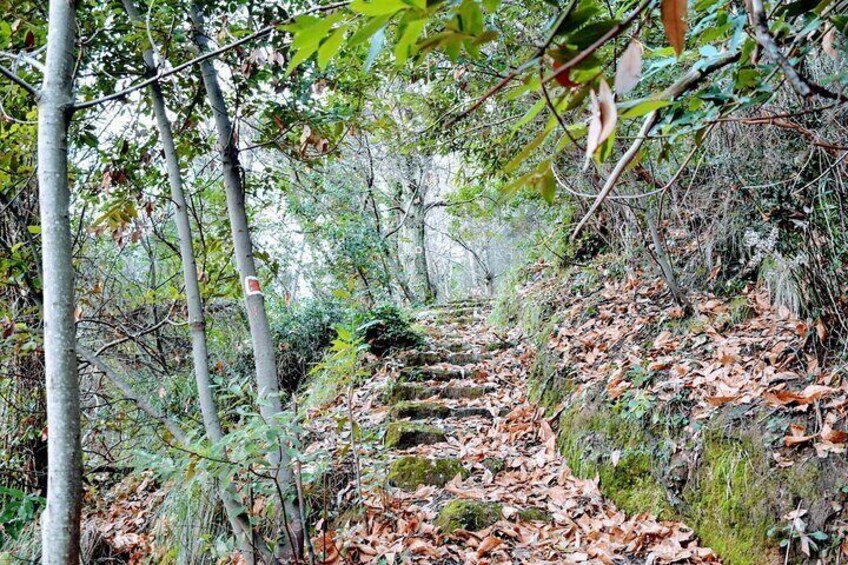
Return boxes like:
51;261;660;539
516;507;552;522
384;422;446;449
481;457;506;475
384;382;427;404
436;500;502;533
389;401;451;420
387;456;467;490
684;433;778;565
556;402;673;519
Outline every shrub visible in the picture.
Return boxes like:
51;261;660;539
353;304;423;356
271;298;346;393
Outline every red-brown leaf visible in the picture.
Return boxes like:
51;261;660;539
661;0;688;55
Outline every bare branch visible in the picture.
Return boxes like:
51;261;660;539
0;62;39;98
73;1;350;112
571;51;739;239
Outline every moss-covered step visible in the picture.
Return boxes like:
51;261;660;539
436;499;502;533
399;366;480;382
384;382;492;403
388;456;468;490
452;406;504;419
384;421;447;449
389;401;451;420
402;350;481;366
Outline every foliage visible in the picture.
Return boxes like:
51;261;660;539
353;303;424;356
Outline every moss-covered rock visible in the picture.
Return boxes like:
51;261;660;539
384;383;429;404
556;399;673;519
387;456;467;490
683;433;780;565
384;422;446;449
389;401;451;420
436;500;502;533
385;383;489;404
399;366;475;383
516;507;552;523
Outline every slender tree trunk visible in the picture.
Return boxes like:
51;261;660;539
37;1;81;562
408;189;435;303
119;2;269;561
78;346;273;563
189;4;303;559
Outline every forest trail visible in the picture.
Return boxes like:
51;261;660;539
303;301;720;564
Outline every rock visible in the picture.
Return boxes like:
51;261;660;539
389;401;451;420
452;406;506;419
386;382;491;403
388;456;467;490
400;366;479;383
436;499;502;533
384;422;446;449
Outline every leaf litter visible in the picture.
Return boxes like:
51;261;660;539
301;300;720;564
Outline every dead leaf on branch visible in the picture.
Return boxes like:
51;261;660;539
661;0;688;55
584;79;617;167
615;40;643;95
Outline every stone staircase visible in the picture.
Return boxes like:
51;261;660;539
380;298;531;532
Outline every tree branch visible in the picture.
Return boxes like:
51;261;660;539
73;1;350;112
749;0;811;98
0;62;38;98
571;51;740;239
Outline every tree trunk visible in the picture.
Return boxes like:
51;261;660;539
189;4;303;559
119;2;269;561
402;157;435;304
37;1;81;562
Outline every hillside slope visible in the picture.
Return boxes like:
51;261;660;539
495;259;848;564
301;299;718;564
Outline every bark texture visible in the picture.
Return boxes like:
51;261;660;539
119;2;270;560
189;3;303;558
38;1;81;562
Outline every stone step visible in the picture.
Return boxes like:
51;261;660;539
385;421;447;449
399;365;482;383
388;455;469;490
389;401;505;421
385;382;493;404
401;350;481;366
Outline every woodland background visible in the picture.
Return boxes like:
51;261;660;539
0;0;847;563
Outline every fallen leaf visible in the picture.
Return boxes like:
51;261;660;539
476;536;503;557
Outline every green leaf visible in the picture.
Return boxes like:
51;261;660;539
318;25;349;69
555;124;588;151
287;42;321;75
365;25;386;70
349;15;392;46
394;19;426;64
501;160;549;197
537;168;556;204
350;0;410;16
512;98;546;131
504;121;556;174
618;99;673;119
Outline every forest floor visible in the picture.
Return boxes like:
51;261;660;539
301;300;719;564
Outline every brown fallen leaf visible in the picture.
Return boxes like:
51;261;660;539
661;0;688;55
764;384;837;406
476;535;503;557
784;424;815;446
